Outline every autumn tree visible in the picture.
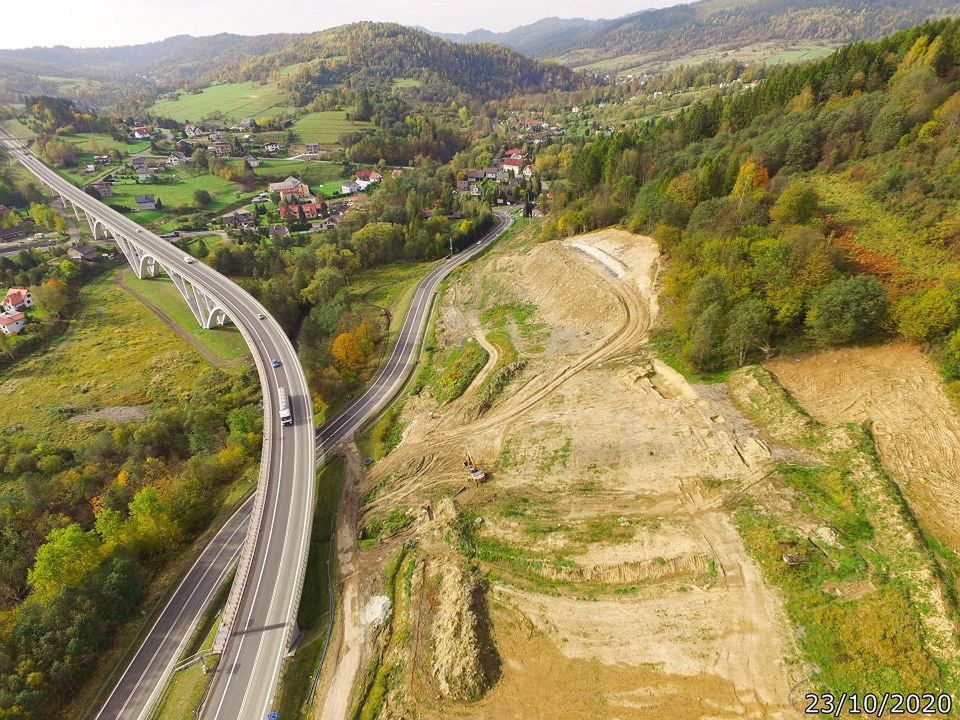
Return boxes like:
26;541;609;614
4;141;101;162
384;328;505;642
331;321;375;372
28;524;101;599
32;278;69;321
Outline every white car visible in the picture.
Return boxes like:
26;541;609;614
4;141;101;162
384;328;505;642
183;255;194;264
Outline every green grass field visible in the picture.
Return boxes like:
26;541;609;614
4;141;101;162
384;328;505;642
107;169;248;222
392;77;422;89
0;271;209;446
67;133;151;155
291;111;373;144
252;158;348;191
150;81;296;123
0;116;38;139
121;273;249;364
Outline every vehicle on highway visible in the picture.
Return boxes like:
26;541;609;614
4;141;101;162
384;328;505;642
271;359;282;368
278;386;293;426
183;255;194;263
257;313;266;320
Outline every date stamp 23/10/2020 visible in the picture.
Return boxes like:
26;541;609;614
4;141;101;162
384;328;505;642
804;693;954;717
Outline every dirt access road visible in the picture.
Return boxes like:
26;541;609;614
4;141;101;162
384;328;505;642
326;227;806;719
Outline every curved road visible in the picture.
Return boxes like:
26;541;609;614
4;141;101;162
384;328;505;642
0;129;316;720
203;211;513;719
2;126;514;720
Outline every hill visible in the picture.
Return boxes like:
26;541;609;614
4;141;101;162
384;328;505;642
438;0;960;70
223;23;580;101
0;33;299;85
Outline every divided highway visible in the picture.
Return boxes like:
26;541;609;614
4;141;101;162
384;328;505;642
1;127;512;719
202;210;512;719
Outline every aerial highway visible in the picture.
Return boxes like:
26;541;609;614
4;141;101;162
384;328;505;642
0;128;316;720
201;211;512;719
1;126;513;720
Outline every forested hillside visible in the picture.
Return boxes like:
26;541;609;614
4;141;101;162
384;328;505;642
541;17;960;388
224;23;579;100
441;0;960;67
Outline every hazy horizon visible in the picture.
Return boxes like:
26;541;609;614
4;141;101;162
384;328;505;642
0;0;689;51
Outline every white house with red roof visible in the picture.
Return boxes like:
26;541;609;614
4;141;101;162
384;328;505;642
504;148;525;160
503;157;524;175
133;125;151;140
2;288;32;313
0;310;25;335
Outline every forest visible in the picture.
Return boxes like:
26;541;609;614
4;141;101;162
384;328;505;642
539;17;960;386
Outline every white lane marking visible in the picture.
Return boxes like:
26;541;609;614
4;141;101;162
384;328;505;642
210;388;287;719
129;523;246;720
94;500;251;720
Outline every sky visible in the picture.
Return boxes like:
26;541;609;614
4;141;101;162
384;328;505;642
0;0;686;50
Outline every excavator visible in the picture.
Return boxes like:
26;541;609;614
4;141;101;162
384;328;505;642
464;451;486;485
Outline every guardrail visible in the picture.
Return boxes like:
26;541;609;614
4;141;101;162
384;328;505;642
210;318;276;654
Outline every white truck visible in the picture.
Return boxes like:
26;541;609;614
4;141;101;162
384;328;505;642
278;387;293;426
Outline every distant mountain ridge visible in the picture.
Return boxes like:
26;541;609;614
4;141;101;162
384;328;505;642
0;33;300;84
435;0;960;66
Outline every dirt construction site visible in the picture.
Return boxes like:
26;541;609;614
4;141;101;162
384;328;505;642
314;224;960;719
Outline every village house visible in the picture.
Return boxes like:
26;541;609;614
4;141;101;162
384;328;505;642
90;182;113;198
470;185;482;197
135;195;157;210
279;186;312;203
133;125;151;140
263;141;281;154
504;148;525;160
131;156;148;171
522;165;535;179
0;311;25;336
85;164;96;173
244;155;260;168
93;155;110;165
279;203;324;220
138;172;155;183
221;210;254;228
269;225;291;240
340;181;361;195
239;118;255;130
305;143;321;154
503;157;524;175
3;288;32;312
67;243;98;262
167;152;188;166
177;139;195;154
184;124;202;138
466;170;485;182
268;176;309;197
209;131;226;143
208;142;231;157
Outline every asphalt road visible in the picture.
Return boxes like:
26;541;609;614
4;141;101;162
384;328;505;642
0;129;316;720
0;128;513;720
202;210;513;720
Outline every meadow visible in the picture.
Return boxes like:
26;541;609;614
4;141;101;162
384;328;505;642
107;169;249;222
122;272;250;364
0;271;209;446
150;81;296;123
291;110;374;144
